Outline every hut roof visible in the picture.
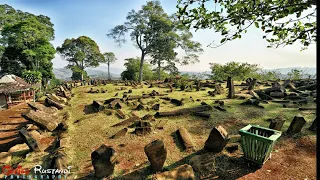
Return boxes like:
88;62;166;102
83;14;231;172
0;74;31;94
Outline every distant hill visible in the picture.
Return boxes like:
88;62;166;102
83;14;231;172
54;67;316;80
53;68;122;80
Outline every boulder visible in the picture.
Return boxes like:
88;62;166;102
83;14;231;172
287;115;306;135
269;118;285;131
151;104;160;110
309;118;317;132
0;152;12;164
92;100;105;112
176;127;195;152
27;102;58;114
111;128;128;139
144;139;167;171
22;110;60;131
154;164;195;180
134;121;152;136
116;109;126;119
91;145;117;178
8;143;30;156
204;126;228;152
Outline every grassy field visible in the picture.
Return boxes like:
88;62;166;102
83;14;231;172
59;81;316;179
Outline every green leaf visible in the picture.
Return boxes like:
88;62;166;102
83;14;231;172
220;38;227;43
254;22;259;28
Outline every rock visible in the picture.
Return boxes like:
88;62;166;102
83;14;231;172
204;126;228;152
287;115;306;135
144;139;167;171
91;145;117;178
214;106;227;111
309;118;316;132
111;116;140;127
142;114;153;121
154;164;195;180
176;127;195;152
22;110;60;131
192;112;210;119
116;109;126;119
45;97;64;110
227;77;235;99
135;104;145;111
27;102;58;114
225;143;239;153
170;99;183;106
26;124;40;131
152;103;160;110
0;152;12;164
134;121;152;136
8;143;30;156
131;111;139;117
249;90;260;99
111;128;128;139
189;154;215;177
92;100;105;112
269;118;285;131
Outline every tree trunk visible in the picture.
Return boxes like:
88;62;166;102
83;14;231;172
108;62;110;80
81;72;84;81
138;52;145;82
158;60;161;80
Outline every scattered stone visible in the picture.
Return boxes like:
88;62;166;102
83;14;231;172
26;124;40;131
225;143;239;153
135;104;145;111
214;106;227;111
0;152;12;164
154;164;195;180
144;139;167;172
170;99;183;106
45;98;64;110
189;154;215;177
142;114;153;121
240;99;264;108
287;115;306;135
134;121;152;136
114;93;118;97
298;107;316;111
270;91;285;98
176;127;195;152
128;89;132;93
27;102;58;114
116;109;126;119
22;110;60;131
104;109;114;116
154;105;212;118
204;126;228;152
111;116;140;127
111;128;128;139
91;145;117;178
269;118;285;131
227;77;235;99
309;118;316;132
92;100;105;112
152;103;160;110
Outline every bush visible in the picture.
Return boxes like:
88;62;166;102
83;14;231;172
35;91;44;101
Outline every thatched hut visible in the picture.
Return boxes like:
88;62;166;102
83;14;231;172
0;74;34;109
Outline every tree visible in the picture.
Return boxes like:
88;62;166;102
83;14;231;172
210;61;260;80
56;36;104;81
121;57;154;81
287;68;303;80
177;0;317;50
102;52;117;80
0;5;56;82
107;0;203;82
22;70;42;84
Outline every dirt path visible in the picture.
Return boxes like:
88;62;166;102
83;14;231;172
0;103;30;152
239;136;316;180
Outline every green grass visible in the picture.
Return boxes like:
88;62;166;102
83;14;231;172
61;82;316;179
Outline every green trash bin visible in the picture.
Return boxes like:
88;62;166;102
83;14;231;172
239;124;282;166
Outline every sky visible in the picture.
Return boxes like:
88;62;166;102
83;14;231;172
0;0;317;72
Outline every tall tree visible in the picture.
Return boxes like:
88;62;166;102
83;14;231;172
56;36;104;81
107;0;203;82
0;4;55;82
102;52;117;80
177;0;317;50
121;57;154;81
210;62;260;80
